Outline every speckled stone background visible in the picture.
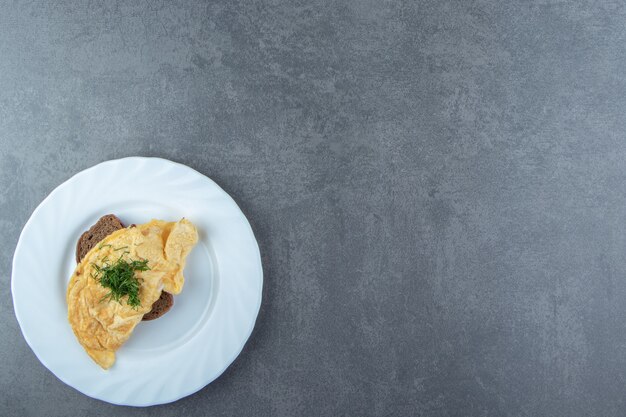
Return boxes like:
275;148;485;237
2;1;626;416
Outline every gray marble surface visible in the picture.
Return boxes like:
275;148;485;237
2;1;626;416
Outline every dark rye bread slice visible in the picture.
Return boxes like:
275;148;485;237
76;214;173;321
75;214;125;263
142;292;174;320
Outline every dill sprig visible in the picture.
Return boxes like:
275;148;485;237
91;258;150;309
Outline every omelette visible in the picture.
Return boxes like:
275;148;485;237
67;218;198;369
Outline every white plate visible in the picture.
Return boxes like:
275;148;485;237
11;157;263;406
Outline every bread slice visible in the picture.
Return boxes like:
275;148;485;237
142;292;174;320
76;214;173;321
76;214;124;263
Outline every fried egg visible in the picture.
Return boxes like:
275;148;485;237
66;218;198;369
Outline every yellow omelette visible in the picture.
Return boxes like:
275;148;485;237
66;218;198;369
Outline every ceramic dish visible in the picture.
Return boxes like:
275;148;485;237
11;157;262;406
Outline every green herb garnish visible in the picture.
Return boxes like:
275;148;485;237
98;243;112;250
91;258;150;308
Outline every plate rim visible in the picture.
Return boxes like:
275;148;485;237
11;156;263;406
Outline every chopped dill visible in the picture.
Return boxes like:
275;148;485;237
91;258;150;309
116;250;130;262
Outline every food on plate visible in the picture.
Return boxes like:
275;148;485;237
142;292;174;321
67;218;198;369
76;215;174;320
76;214;125;263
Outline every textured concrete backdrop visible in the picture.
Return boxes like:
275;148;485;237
2;1;626;416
